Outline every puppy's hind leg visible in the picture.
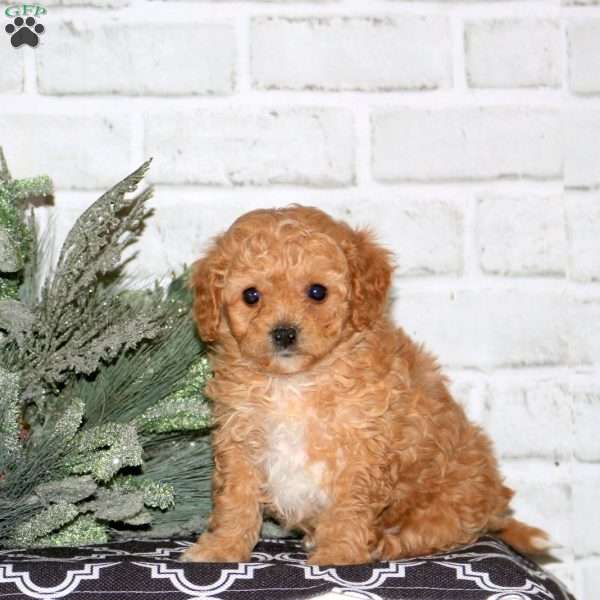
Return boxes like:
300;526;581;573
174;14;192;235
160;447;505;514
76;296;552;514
375;503;479;560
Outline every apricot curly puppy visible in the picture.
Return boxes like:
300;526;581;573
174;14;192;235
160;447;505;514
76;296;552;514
181;206;549;566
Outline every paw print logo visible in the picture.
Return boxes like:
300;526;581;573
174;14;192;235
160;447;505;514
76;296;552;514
5;16;45;48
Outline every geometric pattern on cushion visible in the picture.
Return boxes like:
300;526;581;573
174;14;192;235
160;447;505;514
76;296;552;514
0;535;574;600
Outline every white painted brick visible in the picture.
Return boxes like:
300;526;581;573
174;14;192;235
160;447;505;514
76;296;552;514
0;0;127;6
501;461;572;553
578;559;600;600
30;0;128;5
251;16;451;92
0;51;23;93
568;20;600;94
144;108;355;187
448;379;487;427
478;194;566;276
545;562;576;597
372;108;561;182
465;19;561;89
484;382;572;460
573;463;600;557
571;384;600;462
393;290;567;369
168;0;332;2
565;109;600;189
37;22;236;95
566;191;600;283
345;197;463;276
0;114;131;189
447;379;473;409
569;298;600;366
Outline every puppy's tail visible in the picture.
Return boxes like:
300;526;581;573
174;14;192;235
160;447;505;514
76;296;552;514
492;517;552;555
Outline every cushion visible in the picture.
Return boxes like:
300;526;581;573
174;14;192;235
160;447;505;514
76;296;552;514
0;535;574;599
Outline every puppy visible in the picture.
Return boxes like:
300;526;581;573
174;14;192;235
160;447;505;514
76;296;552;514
182;205;549;565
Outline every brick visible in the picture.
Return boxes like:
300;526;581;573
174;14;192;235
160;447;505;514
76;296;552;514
372;108;561;182
251;16;451;92
484;382;572;460
0;114;131;189
568;20;600;94
0;0;128;5
26;0;128;5
0;51;23;93
572;384;600;461
578;559;600;600
448;379;487;427
478;194;566;276
565;109;600;189
566;191;600;282
569;298;600;366
465;19;560;89
144;108;355;186
573;463;600;556
37;22;235;95
169;0;332;2
346;197;463;276
545;562;575;595
392;290;567;368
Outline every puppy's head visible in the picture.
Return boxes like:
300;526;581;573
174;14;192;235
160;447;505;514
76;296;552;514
191;206;392;374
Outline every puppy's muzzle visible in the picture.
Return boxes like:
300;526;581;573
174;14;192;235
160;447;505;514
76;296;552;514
271;325;298;351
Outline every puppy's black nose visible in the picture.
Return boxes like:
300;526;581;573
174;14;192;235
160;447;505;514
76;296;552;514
271;326;297;350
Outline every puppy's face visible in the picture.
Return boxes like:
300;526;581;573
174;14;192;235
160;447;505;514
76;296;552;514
222;228;350;374
192;207;392;375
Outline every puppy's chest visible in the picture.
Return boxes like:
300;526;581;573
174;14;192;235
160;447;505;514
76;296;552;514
257;378;332;524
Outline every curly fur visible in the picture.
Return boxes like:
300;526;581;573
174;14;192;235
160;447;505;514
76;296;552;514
181;205;549;565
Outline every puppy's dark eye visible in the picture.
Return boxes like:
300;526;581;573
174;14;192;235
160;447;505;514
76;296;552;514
242;287;261;305
307;284;327;302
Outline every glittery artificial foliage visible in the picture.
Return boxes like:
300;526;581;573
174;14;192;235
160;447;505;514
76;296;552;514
0;150;213;548
0;147;53;300
0;367;21;461
136;356;213;434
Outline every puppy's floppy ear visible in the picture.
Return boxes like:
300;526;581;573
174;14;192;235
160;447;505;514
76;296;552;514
189;238;227;342
343;228;393;330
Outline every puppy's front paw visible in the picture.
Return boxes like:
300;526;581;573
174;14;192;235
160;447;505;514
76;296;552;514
308;545;370;566
180;535;251;563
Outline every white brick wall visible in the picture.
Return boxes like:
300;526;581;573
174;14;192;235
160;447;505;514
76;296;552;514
37;22;237;95
251;16;452;91
478;194;566;276
568;20;600;94
371;108;562;181
565;109;600;188
144;107;355;186
393;289;567;368
0;51;22;92
0;113;132;188
567;191;600;282
465;19;561;89
1;0;599;596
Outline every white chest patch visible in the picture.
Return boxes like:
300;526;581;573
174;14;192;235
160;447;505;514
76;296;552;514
259;378;329;525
